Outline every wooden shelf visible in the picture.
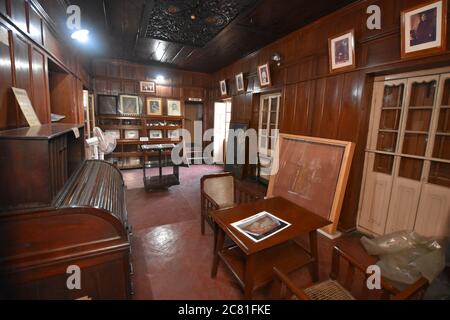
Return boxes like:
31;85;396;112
144;115;184;120
144;126;182;130
117;139;181;145
218;241;312;291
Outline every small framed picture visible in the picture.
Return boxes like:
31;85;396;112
167;99;182;116
235;73;245;92
401;0;447;59
146;98;162;115
220;80;227;96
119;95;140;115
105;130;121;140
258;63;271;87
167;129;180;140
149;130;163;139
124;129;139;140
328;30;355;73
140;81;156;93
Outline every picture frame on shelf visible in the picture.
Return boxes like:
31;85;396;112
220;80;227;96
149;130;163;139
167;129;180;140
401;0;447;59
328;30;356;73
167;99;182;116
119;95;140;115
140;81;156;93
236;73;245;92
98;95;117;115
124;129;139;140
257;63;271;87
105;129;121;140
146;98;162;116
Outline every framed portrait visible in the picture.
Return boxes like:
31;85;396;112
149;130;163;139
140;81;156;93
167;99;182;116
119;95;140;115
219;80;228;96
124;129;139;140
328;30;355;73
258;63;271;87
146;98;162;115
401;0;447;59
235;73;245;92
97;95;117;115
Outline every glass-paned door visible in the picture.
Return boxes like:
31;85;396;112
258;93;280;182
359;70;450;238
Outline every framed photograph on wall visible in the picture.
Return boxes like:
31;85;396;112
220;80;227;96
140;81;156;93
167;99;182;116
119;95;140;115
98;95;117;115
235;73;245;92
258;63;271;87
328;30;355;73
146;98;162;115
149;130;163;139
401;0;447;59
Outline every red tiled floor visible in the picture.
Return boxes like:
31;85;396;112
124;165;373;300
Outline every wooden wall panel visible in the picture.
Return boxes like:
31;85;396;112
31;47;49;123
28;4;43;45
10;0;27;33
0;0;6;15
0;23;15;129
209;0;450;231
13;33;31;127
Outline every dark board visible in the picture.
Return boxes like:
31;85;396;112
225;122;249;180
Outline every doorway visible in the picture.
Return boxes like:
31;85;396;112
184;102;204;164
213;100;232;164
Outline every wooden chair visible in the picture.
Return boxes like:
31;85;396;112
273;246;429;300
200;173;260;244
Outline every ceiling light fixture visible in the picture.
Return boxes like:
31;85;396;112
71;29;90;43
156;75;165;82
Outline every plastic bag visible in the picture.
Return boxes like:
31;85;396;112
361;231;447;285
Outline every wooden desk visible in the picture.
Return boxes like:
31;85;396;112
211;197;331;299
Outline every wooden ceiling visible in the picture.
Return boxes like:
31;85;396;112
55;0;359;73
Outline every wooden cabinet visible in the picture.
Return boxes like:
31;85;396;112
0;124;85;211
358;68;450;238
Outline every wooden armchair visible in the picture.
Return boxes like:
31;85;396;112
273;246;429;300
200;173;260;242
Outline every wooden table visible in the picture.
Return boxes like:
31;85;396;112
211;197;331;299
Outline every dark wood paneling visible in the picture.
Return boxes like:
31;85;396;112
49;72;77;124
13;33;31;127
31;47;49;123
28;4;43;45
0;23;15;129
10;0;28;33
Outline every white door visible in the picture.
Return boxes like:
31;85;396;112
258;93;280;181
359;80;406;235
213;102;226;164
